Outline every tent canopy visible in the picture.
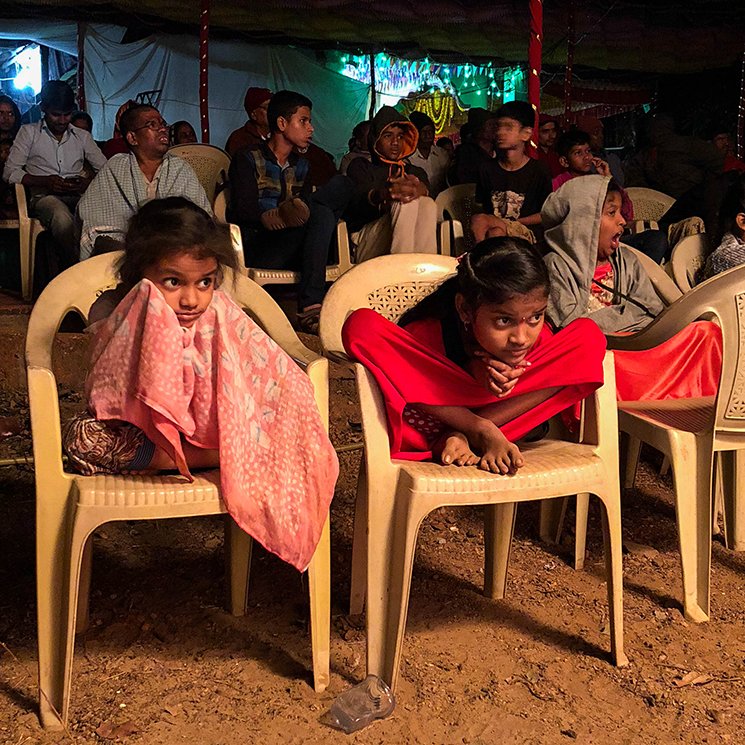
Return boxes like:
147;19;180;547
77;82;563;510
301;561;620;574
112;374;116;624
1;0;742;73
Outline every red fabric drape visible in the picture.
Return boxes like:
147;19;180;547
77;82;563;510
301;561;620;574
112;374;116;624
342;309;606;460
199;0;210;143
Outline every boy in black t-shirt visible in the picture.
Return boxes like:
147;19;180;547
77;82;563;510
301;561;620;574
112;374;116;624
471;101;551;243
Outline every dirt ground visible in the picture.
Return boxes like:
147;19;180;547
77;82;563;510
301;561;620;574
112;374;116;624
1;322;745;745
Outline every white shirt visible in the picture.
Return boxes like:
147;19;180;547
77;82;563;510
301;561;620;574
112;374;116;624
3;121;107;184
408;144;450;197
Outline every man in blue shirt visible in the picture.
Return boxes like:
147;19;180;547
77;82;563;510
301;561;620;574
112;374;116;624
3;80;106;265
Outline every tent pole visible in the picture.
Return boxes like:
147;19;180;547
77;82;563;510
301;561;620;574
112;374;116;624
737;48;745;160
527;0;543;153
563;0;575;125
76;22;87;112
199;0;211;143
368;52;376;120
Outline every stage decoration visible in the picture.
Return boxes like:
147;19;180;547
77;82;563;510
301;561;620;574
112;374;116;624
199;0;210;143
338;52;509;110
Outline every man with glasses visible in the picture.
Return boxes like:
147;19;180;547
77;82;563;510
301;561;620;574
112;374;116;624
3;80;106;266
78;104;212;258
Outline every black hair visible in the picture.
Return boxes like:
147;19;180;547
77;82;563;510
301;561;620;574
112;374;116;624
118;197;238;290
399;237;550;326
495;100;534;129
40;80;75;112
267;90;312;134
715;172;745;245
119;104;158;137
605;178;623;197
169;120;197;145
71;110;93;130
556;129;590;159
352;120;370;139
0;94;22;139
437;136;453;148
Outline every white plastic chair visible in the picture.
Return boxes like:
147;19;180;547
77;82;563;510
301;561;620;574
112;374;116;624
622;244;683;305
319;253;627;690
435;183;477;256
14;183;44;301
246;220;354;286
27;252;331;729
574;265;745;622
625;187;675;225
168;143;230;205
669;234;712;292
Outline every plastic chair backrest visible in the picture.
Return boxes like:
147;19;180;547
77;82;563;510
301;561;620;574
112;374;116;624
670;234;711;292
435;183;477;224
320;253;457;359
622;244;682;305
625;187;675;222
169;144;230;204
26;252;307;375
609;264;745;437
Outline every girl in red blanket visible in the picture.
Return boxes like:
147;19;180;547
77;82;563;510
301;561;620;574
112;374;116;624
342;237;607;475
63;197;338;570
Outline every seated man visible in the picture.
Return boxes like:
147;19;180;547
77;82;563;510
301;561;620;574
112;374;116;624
471;101;552;244
449;107;498;185
78;104;211;258
225;87;272;156
408;111;449;197
3;80;106;265
345;106;437;262
227;90;351;332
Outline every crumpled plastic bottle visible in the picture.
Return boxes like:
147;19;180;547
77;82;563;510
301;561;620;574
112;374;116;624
326;675;396;734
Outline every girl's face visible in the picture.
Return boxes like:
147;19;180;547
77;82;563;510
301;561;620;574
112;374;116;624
143;249;219;328
457;288;548;366
597;191;626;261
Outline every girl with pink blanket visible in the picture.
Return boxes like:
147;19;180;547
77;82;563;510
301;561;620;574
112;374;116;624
63;197;338;570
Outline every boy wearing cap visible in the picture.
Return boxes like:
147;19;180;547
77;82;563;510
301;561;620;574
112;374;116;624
225;87;272;156
345;106;437;261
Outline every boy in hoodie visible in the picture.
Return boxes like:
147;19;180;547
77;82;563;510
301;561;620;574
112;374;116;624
471;101;552;244
228;89;351;332
345;106;437;262
541;174;721;401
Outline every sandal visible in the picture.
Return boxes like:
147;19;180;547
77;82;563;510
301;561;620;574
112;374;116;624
296;304;321;335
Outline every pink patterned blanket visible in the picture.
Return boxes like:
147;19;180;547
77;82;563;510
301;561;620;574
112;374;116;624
86;279;338;571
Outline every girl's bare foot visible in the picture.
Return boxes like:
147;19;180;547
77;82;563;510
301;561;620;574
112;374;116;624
472;424;524;475
432;430;480;466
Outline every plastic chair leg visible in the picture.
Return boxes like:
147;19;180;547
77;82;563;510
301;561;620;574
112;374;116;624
349;463;368;615
19;222;32;301
621;433;642;489
574;493;590;571
538;497;568;544
225;518;253;617
670;433;713;623
307;517;330;693
377;498;425;691
483;502;516;599
75;539;93;634
364;492;397;685
718;450;745;551
598;492;628;667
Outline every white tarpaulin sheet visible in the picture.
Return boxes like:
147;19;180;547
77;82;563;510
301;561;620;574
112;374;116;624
83;25;371;160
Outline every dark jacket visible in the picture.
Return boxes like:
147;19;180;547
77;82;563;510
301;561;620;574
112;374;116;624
345;106;429;232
